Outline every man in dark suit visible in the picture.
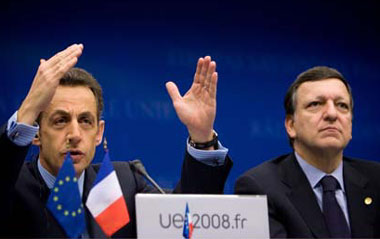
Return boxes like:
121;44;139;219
235;66;380;238
0;44;231;237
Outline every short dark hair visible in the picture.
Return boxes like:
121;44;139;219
37;67;103;124
284;66;353;146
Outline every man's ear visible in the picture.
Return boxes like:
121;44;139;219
32;131;41;146
285;115;296;139
95;120;105;146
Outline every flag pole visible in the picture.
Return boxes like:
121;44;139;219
103;137;109;153
103;137;110;239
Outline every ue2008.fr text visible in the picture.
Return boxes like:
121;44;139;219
159;213;247;230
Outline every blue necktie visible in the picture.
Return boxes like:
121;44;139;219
320;175;351;238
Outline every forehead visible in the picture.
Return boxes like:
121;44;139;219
296;78;350;102
44;86;97;117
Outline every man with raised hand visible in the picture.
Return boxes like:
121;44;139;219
0;44;231;238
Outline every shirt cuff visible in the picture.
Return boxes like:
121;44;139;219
7;111;39;146
187;138;228;166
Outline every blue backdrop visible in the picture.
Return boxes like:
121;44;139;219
1;0;379;193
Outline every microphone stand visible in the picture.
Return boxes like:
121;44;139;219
130;159;166;194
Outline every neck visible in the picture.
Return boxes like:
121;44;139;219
39;156;83;178
294;143;343;174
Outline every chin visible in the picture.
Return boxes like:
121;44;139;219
73;165;85;176
312;137;343;149
318;143;345;152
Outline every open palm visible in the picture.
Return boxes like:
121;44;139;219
166;56;217;143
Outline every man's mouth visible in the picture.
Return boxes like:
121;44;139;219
320;126;340;132
319;126;341;136
64;150;85;163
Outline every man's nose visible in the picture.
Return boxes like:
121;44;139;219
67;121;81;145
323;100;338;122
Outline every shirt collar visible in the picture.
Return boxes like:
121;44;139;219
37;158;85;197
295;152;345;192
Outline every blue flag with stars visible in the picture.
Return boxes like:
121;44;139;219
46;153;85;238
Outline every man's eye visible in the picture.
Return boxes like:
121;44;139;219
337;102;349;110
54;118;67;126
307;101;321;108
80;118;93;125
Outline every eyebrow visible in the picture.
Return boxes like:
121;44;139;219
78;112;95;120
49;110;70;119
48;110;96;120
312;95;349;102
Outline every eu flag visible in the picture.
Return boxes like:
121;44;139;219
46;153;85;238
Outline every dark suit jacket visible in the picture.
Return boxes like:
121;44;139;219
235;153;380;238
0;124;232;238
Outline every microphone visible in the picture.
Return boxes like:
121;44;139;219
130;159;166;194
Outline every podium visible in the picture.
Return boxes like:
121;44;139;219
136;194;269;238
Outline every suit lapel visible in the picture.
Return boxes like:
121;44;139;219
343;159;376;238
280;154;329;238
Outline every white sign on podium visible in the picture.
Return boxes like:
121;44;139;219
136;194;269;239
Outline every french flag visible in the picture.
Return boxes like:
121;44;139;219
86;151;130;237
183;203;194;239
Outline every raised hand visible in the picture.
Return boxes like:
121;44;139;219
18;44;84;125
166;56;217;143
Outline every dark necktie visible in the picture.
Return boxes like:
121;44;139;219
320;175;351;238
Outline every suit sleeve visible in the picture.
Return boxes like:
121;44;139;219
173;150;232;194
0;123;30;190
0;124;30;226
235;173;288;238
